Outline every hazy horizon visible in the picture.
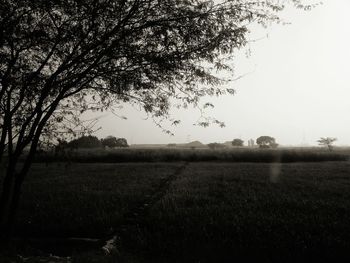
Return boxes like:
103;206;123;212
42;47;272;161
85;0;350;147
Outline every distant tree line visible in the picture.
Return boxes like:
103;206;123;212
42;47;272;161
207;143;226;150
56;135;129;150
206;136;279;149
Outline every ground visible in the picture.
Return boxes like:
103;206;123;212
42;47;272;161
1;157;350;262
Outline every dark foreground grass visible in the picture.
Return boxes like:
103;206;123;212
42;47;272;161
13;163;183;238
2;161;350;262
34;148;350;163
135;162;350;263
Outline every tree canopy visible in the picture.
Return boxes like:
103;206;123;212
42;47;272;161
232;138;244;147
256;136;278;148
115;138;129;148
0;0;313;240
101;136;119;148
317;137;337;151
0;0;314;160
68;135;102;148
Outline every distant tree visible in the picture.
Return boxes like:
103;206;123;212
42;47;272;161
101;136;118;148
208;143;226;150
232;139;244;147
68;135;102;149
53;138;74;165
115;138;129;148
256;136;278;149
54;139;69;154
167;144;177;148
317;137;337;151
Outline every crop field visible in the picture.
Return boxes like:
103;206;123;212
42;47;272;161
2;150;350;262
33;147;350;163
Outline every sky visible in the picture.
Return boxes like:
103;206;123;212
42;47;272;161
92;0;350;146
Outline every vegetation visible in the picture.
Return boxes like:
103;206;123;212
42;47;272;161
11;163;181;239
256;136;278;148
142;162;350;262
101;136;119;148
2;161;350;262
53;135;130;149
317;137;337;151
0;0;314;239
114;138;129;148
232;138;244;147
68;135;102;149
207;143;226;150
35;148;350;163
101;136;129;148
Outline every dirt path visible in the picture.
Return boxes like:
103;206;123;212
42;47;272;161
121;162;188;225
103;162;189;254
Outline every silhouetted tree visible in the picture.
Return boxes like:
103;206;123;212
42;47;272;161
317;137;337;151
101;136;118;148
0;0;314;240
256;136;278;149
115;138;129;148
54;138;69;155
68;135;102;149
232;139;244;147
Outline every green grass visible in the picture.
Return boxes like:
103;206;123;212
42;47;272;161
2;160;350;262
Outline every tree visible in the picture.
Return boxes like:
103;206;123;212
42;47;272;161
256;136;278;149
208;142;226;150
232;138;244;147
115;138;129;148
0;0;313;240
68;135;102;148
101;136;118;148
317;137;337;151
54;138;69;155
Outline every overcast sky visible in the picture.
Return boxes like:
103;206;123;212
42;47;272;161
92;0;350;146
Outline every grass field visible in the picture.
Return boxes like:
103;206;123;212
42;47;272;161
34;147;350;163
2;157;350;262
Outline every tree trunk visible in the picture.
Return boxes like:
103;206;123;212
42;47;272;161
0;95;59;244
3;176;24;241
0;164;17;244
0;172;15;223
0;148;37;244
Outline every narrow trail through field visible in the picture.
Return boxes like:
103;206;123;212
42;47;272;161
126;161;188;222
103;162;189;254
